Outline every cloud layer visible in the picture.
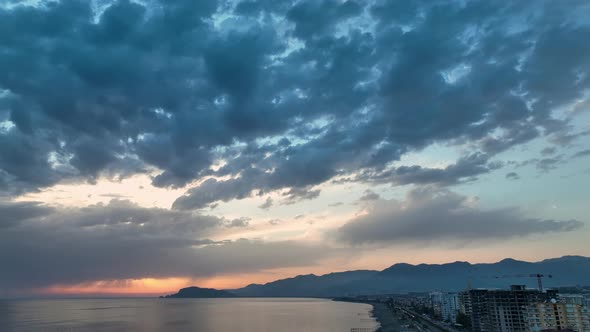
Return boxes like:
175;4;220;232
336;187;583;245
0;0;588;204
0;200;332;291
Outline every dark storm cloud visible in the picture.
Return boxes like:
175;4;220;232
0;201;54;228
336;187;583;245
0;0;589;205
0;126;62;194
0;199;332;291
287;0;363;39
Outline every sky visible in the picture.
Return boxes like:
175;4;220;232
0;0;589;297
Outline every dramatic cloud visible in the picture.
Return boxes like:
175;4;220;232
0;0;587;205
0;200;331;291
0;0;589;295
336;187;583;245
0;201;53;228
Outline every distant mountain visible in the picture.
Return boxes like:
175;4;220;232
163;286;236;298
228;256;590;297
232;270;378;297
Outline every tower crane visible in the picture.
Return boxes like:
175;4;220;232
492;274;553;292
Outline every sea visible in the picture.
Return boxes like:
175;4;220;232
0;297;379;331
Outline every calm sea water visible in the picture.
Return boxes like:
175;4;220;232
0;298;379;332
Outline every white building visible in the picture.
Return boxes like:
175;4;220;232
441;293;460;323
430;291;460;322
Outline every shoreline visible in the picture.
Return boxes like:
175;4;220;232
369;302;399;332
333;299;399;332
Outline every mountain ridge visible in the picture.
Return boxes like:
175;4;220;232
163;256;590;298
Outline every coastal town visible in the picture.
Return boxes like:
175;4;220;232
345;284;590;332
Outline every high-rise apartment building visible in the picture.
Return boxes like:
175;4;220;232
526;300;590;332
430;291;461;322
442;293;461;323
460;285;555;332
430;291;443;318
461;289;492;332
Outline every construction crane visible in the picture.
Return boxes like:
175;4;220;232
492;274;553;292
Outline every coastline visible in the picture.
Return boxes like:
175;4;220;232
333;298;399;332
369;302;399;332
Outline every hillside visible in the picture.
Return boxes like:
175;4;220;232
229;256;590;297
163;286;236;298
165;256;590;298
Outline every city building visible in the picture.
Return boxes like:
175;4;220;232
460;285;556;332
461;289;491;332
430;291;461;322
560;294;585;306
441;293;461;323
430;291;443;318
526;300;590;332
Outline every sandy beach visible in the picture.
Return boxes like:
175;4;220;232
370;302;401;332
